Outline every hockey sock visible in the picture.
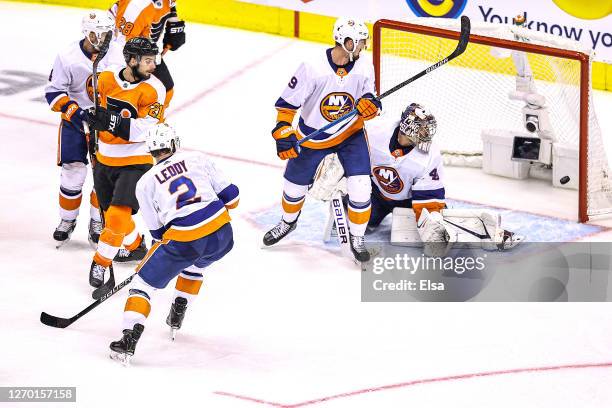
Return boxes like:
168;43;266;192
94;205;133;266
89;191;101;222
173;270;203;305
122;275;156;330
346;175;372;236
281;179;308;223
58;162;87;220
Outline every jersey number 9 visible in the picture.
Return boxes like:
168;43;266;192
169;176;201;209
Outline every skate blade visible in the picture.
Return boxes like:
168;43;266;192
54;238;71;249
109;351;132;366
170;328;177;341
87;237;98;250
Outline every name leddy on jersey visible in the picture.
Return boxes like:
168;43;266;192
154;160;188;184
319;92;355;122
373;166;404;194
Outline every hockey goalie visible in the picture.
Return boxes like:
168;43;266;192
310;103;524;257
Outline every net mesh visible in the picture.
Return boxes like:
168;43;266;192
375;18;612;219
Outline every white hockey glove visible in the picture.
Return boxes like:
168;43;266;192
417;208;455;257
309;153;347;201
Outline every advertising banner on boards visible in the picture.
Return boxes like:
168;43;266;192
239;0;612;61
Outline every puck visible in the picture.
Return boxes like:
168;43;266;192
560;176;570;185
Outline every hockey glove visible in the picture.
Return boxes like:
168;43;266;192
88;107;130;140
163;20;186;51
61;101;89;132
356;97;379;121
272;121;299;160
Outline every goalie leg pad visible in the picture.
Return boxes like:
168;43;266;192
309;153;347;201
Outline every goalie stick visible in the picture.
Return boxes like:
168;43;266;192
297;15;471;147
84;31;115;299
40;272;137;329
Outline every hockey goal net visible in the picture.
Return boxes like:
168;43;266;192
373;18;611;222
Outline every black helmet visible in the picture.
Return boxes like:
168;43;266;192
123;37;159;64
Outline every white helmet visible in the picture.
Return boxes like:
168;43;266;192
82;10;115;50
146;123;180;154
332;17;369;61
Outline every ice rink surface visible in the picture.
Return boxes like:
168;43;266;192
1;2;611;407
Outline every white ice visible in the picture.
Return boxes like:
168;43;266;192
0;2;611;407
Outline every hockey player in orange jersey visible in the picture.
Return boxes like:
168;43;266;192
109;0;186;108
86;36;170;288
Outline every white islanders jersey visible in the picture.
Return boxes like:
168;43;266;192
367;117;445;207
45;39;124;111
275;49;376;149
135;150;240;242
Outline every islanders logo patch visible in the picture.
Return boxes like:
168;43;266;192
320;92;355;122
373;166;404;194
405;0;467;18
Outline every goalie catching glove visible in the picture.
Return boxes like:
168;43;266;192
272;121;299;160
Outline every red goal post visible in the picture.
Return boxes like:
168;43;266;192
372;18;599;223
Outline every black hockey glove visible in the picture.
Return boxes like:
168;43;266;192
163;20;186;51
88;106;130;140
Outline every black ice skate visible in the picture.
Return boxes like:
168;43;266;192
349;234;370;262
114;237;147;263
88;219;102;249
53;219;76;248
263;216;299;246
166;297;188;341
109;323;145;365
89;261;106;288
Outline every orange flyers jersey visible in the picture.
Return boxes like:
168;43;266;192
96;65;167;167
110;0;176;44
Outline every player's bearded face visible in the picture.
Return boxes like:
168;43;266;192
345;38;367;59
132;56;156;79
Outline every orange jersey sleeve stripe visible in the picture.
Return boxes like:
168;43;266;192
276;108;297;124
51;95;70;112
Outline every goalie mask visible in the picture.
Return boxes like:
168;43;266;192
82;10;114;50
146;123;180;154
398;103;437;153
332;17;369;62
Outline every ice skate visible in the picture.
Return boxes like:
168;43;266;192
88;219;102;249
109;323;144;366
114;237;147;263
89;261;106;288
263;217;298;246
53;219;76;248
349;234;370;262
166;297;188;341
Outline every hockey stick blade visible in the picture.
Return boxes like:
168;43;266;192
298;16;471;146
91;265;115;300
40;273;136;329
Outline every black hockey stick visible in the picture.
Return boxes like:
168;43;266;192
86;31;115;299
40;273;137;329
297;15;471;146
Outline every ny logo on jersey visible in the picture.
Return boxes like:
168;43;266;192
319;92;355;122
373;166;404;194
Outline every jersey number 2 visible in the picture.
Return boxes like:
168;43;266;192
169;176;201;209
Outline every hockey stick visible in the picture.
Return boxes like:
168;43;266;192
86;31;115;299
40;273;137;329
297;15;471;147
